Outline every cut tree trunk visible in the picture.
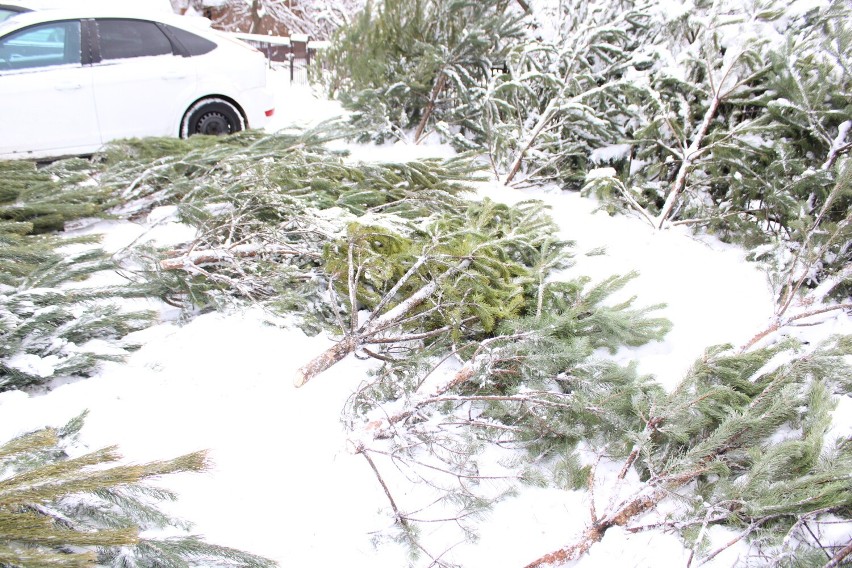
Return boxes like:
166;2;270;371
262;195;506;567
294;335;358;387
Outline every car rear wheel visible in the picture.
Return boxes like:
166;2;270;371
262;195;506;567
180;98;245;138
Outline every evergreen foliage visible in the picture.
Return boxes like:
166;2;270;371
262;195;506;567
320;0;525;143
0;160;108;235
324;0;852;303
629;338;852;563
89;131;479;324
0;158;155;391
0;413;276;567
0;80;845;563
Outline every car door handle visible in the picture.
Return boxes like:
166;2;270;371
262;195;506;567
162;72;187;80
55;81;82;91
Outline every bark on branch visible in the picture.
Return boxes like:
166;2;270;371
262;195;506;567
823;539;852;568
522;493;659;567
294;258;472;387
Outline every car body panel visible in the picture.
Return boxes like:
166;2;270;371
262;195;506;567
0;63;100;157
91;54;199;141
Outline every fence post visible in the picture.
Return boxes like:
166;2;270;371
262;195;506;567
291;34;308;84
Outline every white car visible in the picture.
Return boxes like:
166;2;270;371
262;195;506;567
0;8;275;159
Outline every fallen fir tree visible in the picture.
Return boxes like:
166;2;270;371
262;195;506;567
294;198;589;386
21;131;850;565
521;336;852;567
346;319;851;566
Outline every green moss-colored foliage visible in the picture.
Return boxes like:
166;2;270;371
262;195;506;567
322;198;555;347
0;413;276;567
0;160;109;235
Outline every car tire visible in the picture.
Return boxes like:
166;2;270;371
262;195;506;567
180;98;245;138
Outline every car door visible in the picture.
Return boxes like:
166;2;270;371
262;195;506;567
89;18;197;142
0;19;100;158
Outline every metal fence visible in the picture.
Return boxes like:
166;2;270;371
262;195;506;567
226;32;329;85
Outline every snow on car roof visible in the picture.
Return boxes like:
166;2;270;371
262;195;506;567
0;6;212;35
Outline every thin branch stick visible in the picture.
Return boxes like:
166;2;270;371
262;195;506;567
823;540;852;568
355;446;450;566
415;73;449;143
687;507;716;568
803;521;832;561
358;446;411;532
740;303;852;352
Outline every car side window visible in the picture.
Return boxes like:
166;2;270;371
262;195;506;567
161;24;216;56
97;19;173;61
0;20;81;71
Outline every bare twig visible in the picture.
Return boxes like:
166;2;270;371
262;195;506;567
823;539;852;568
803;521;833;561
740;303;852;352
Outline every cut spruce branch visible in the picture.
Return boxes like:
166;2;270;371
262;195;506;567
294;256;472;387
0;413;276;567
158;244;304;271
295;199;561;387
740;302;852;352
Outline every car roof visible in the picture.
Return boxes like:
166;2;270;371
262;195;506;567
0;6;213;36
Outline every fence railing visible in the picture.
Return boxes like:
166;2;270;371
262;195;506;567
226;32;329;84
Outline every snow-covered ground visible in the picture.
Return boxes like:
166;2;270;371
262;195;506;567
1;71;850;567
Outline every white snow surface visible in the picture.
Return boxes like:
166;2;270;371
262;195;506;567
2;73;851;568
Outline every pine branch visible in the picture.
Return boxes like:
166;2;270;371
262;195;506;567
0;414;274;567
